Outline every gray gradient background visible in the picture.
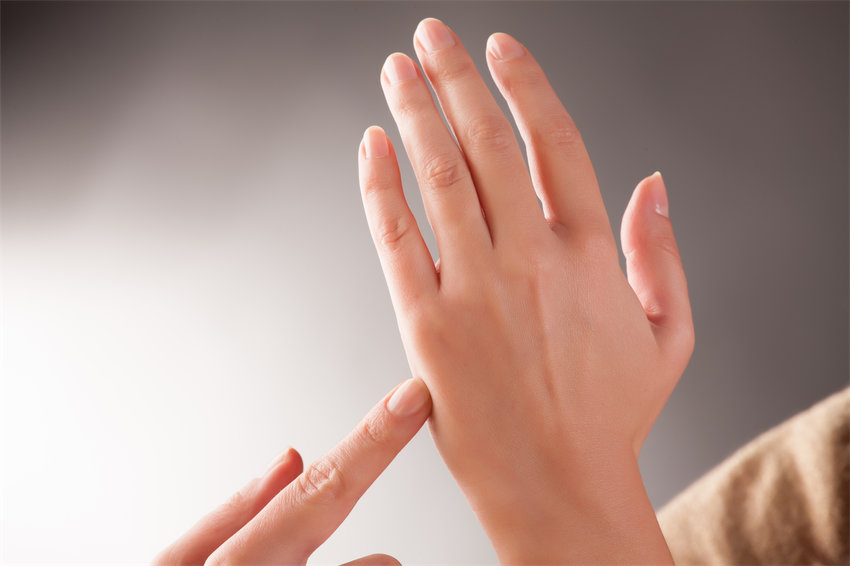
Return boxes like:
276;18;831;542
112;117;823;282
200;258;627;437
1;1;847;563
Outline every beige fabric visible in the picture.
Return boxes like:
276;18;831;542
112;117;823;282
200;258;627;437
657;387;849;565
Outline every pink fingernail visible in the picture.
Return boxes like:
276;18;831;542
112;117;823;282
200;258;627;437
387;378;430;417
363;126;389;159
649;171;669;217
416;18;456;53
487;33;525;61
384;53;418;85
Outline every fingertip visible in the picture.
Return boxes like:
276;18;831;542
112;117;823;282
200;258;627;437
363;125;389;159
386;377;431;418
284;446;304;475
648;171;669;218
487;32;525;62
622;171;666;238
263;447;303;485
621;175;645;246
382;52;418;86
485;33;500;60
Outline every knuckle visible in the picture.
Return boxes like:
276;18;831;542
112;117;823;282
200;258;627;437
210;479;259;529
463;115;515;155
294;458;346;504
359;410;392;446
654;230;682;262
676;311;696;355
500;64;548;98
402;294;440;333
530;113;582;152
570;227;618;264
432;56;477;85
510;247;558;292
222;482;253;514
499;255;539;291
405;299;446;342
623;223;681;265
373;215;411;253
361;174;392;200
393;94;422;120
420;152;467;193
668;320;696;372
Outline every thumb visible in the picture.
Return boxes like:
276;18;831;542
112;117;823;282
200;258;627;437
620;171;695;367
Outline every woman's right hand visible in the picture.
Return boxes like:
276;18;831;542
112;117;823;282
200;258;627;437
358;18;694;564
153;378;431;566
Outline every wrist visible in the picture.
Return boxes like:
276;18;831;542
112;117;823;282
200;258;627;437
475;448;673;565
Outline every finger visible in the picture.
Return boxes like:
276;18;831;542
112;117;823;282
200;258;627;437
486;32;614;242
340;554;402;566
207;378;432;565
359;125;438;306
152;448;303;566
412;18;547;247
381;52;492;266
620;172;695;368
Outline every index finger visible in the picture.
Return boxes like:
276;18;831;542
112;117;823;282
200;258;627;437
206;378;432;565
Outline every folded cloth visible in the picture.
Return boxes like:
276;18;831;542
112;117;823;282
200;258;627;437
657;387;849;565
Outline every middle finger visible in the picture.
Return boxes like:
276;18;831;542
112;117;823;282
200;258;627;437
381;53;492;269
413;18;549;247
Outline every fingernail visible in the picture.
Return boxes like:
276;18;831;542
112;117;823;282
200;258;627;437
363;126;388;159
649;171;669;217
488;33;525;61
387;377;430;417
416;18;455;53
384;53;418;85
264;447;294;475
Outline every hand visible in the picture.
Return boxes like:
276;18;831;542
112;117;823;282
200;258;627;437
358;18;694;564
153;378;431;566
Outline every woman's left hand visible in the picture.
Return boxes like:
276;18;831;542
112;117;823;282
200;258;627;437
153;377;431;566
358;18;693;564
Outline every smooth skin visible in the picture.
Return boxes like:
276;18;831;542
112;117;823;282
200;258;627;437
153;378;431;565
358;18;694;564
